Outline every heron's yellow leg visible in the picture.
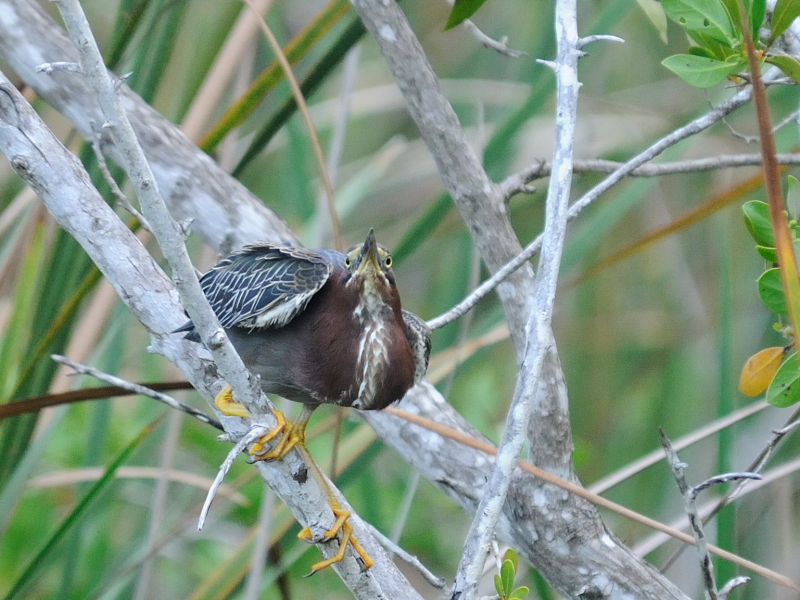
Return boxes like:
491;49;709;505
213;385;292;460
216;395;373;573
292;405;374;574
298;504;374;574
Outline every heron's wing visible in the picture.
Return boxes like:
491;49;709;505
401;310;431;383
201;244;336;329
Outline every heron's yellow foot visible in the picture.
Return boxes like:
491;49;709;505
298;507;375;574
249;410;299;461
214;384;250;418
213;385;294;460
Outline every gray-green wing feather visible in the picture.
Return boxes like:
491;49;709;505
201;244;334;329
402;310;431;383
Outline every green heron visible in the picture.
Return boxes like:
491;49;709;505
177;229;431;573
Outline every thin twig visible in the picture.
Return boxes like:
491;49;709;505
501;153;800;198
365;523;446;589
385;406;800;592
635;457;800;558
660;430;759;600
441;0;525;57
35;61;81;74
198;426;269;530
429;88;756;332
718;576;750;600
692;472;761;496
461;20;526;58
88;126;152;232
51;355;222;430
660;402;800;572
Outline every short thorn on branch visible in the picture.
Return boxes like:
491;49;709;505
577;34;625;49
177;218;194;239
115;72;133;91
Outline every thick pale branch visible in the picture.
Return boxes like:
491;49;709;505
0;75;422;600
350;0;535;355
452;1;582;596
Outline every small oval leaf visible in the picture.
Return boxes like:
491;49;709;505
662;54;742;87
739;346;785;396
770;0;800;42
756;245;778;262
748;0;767;39
758;268;788;315
743;200;775;247
662;0;735;43
767;351;800;407
501;559;515;595
503;548;519;571
510;587;530;600
787;175;800;218
765;55;800;83
444;0;490;30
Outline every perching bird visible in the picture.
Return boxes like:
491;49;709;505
177;229;431;573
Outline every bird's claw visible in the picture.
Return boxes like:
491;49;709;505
213;385;299;461
299;508;374;575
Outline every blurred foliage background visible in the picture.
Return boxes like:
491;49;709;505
0;0;799;598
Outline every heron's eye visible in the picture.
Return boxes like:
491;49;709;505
344;256;352;268
384;255;392;269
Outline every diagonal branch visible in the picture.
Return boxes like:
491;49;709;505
0;73;423;600
451;1;583;595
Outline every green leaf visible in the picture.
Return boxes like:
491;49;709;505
501;559;516;595
503;548;519;571
687;45;717;58
495;573;504;597
765;54;800;82
635;0;669;42
717;0;741;30
687;29;739;59
662;54;742;87
758;268;788;315
743;200;776;247
748;0;766;40
510;586;530;600
756;245;778;262
662;0;735;44
444;0;490;30
766;351;800;407
770;0;800;42
787;176;800;219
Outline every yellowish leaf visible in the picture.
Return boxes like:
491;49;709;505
739;346;785;397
